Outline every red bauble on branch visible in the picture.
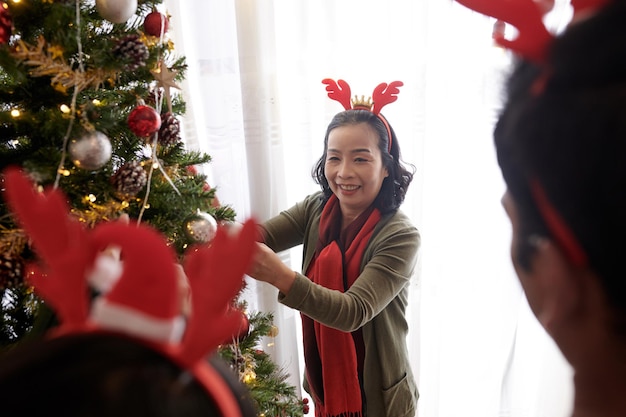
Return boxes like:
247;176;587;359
144;10;169;37
0;2;12;45
127;105;161;138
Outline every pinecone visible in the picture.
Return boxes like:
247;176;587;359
113;34;149;71
112;161;148;198
0;252;24;290
158;112;181;147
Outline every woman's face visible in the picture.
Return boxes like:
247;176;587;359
324;123;388;220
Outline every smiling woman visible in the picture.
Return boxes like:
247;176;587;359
164;0;575;416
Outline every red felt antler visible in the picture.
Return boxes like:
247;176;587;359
455;0;553;63
322;78;352;110
179;218;258;365
2;167;93;329
570;0;612;20
372;81;404;115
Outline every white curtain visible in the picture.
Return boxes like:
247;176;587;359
164;1;574;416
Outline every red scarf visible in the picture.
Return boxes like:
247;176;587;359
302;195;381;417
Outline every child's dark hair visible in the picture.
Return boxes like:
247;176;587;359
494;2;626;315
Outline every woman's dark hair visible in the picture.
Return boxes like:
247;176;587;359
0;332;257;416
494;2;626;314
311;109;415;214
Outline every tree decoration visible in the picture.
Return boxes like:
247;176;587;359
0;252;24;291
0;2;11;45
184;211;218;243
144;9;169;37
12;38;114;92
113;34;149;71
127;104;161;138
111;161;148;198
68;130;112;171
95;0;138;24
151;58;181;113
158;112;181;147
234;310;251;341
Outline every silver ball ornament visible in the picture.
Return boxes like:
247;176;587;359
96;0;138;24
184;212;218;244
69;131;112;171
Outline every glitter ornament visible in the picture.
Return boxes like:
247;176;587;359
69;131;112;171
184;211;218;243
113;34;149;71
158;112;181;147
235;312;250;340
0;2;12;45
111;161;147;198
0;252;24;290
144;10;169;37
96;0;137;24
128;105;161;138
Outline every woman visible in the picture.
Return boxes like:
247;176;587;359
247;80;420;417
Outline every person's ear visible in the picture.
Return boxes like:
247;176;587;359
529;237;584;336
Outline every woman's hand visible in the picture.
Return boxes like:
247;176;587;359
247;242;296;294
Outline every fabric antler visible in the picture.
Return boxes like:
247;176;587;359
3;166;94;329
455;0;553;63
179;219;257;366
372;81;404;115
322;78;352;110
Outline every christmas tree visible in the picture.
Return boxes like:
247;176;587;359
0;1;306;415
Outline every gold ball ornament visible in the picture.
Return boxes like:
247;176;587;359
96;0;137;24
183;211;218;244
268;325;279;338
69;131;112;171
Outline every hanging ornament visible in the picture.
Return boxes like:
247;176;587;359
151;58;181;113
0;252;24;290
302;398;310;415
113;34;149;71
158;112;181;147
236;311;250;340
267;325;279;338
111;160;148;198
69;130;112;171
128;104;161;138
183;211;218;243
95;0;137;24
0;2;12;45
144;9;169;37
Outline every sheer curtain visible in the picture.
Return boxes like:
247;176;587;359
164;1;574;416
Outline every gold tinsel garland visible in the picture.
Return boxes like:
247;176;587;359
11;36;118;93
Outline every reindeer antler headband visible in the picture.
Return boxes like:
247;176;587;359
2;167;257;417
452;0;613;268
322;79;403;153
454;0;611;64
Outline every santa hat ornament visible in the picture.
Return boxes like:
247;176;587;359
2;166;258;417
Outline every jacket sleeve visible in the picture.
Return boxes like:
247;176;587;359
278;213;420;332
260;193;322;253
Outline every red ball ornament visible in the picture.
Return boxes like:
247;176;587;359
0;2;12;45
128;105;161;138
144;10;169;37
235;311;250;341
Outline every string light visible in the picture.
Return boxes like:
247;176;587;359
10;109;20;117
60;104;71;114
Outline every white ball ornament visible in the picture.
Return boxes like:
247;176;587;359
69;131;112;171
96;0;138;24
184;212;219;244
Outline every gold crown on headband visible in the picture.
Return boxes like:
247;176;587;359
351;95;373;110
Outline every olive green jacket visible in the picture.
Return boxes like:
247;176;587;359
261;192;420;417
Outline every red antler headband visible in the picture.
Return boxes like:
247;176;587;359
2;167;257;417
322;78;403;153
454;0;611;64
